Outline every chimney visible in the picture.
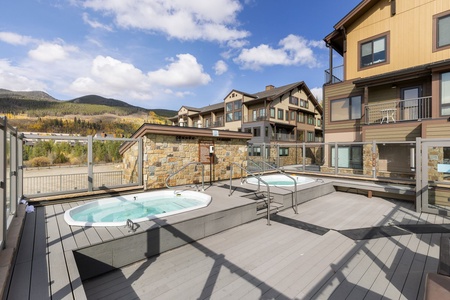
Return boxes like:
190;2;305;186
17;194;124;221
266;85;274;91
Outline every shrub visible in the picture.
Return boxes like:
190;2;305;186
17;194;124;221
29;156;51;167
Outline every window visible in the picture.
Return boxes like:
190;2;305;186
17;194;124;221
298;112;304;123
331;145;362;169
279;147;289;156
248;146;261;156
331;96;362;121
436;12;450;49
204;118;210;127
225;100;242;122
360;35;387;68
277;109;283;120
290;111;296;121
289;96;299;105
265;126;269;137
253;127;261;137
307;131;314;142
441;72;450;115
285;111;289;121
307;114;315;125
259;108;266;118
270;108;275;118
252;110;257;121
297;130;304;142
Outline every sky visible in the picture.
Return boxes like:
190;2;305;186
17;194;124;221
0;0;362;110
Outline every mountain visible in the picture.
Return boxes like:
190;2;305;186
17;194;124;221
69;95;137;108
0;89;58;101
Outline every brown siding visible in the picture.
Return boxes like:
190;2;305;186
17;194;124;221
363;123;421;141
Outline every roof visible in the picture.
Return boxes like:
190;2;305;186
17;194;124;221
324;0;378;55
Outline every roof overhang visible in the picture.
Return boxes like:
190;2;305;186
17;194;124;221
119;124;252;154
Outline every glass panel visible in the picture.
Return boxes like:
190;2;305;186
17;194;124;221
441;72;450;115
438;15;450;47
6;132;11;217
361;42;372;67
351;96;362;119
426;145;450;214
372;37;386;64
331;98;349;121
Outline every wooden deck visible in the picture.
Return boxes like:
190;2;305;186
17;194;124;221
5;185;450;299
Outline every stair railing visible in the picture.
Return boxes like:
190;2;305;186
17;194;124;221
165;162;205;191
229;162;271;225
247;159;299;214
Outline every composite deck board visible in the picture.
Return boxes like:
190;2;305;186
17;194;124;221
7;185;450;300
7;210;36;299
29;207;51;300
45;205;74;299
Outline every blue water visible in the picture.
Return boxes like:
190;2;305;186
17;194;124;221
71;197;202;223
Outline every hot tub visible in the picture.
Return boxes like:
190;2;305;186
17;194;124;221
246;174;315;187
64;190;212;227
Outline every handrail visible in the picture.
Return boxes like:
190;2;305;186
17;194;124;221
248;159;299;214
229;162;271;225
165;162;205;191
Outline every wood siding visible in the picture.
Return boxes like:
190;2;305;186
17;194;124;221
363;123;422;142
345;0;450;80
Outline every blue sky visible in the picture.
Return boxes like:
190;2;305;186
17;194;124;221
0;0;361;110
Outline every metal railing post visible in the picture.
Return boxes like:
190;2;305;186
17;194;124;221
87;135;93;192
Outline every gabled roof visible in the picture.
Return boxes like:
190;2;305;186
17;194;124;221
324;0;379;55
199;102;224;113
180;106;201;112
223;89;256;100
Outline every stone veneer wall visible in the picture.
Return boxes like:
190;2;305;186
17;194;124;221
122;134;249;189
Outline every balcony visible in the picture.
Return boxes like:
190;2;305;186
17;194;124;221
365;96;432;125
272;132;296;142
243;115;269;123
324;65;343;84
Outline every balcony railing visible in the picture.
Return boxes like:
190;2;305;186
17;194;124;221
272;133;296;141
365;96;432;125
244;115;269;122
324;65;343;84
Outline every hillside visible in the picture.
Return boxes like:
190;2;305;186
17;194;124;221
0;89;177;136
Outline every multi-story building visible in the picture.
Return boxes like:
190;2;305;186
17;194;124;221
171;81;323;145
324;0;450;144
323;0;450;214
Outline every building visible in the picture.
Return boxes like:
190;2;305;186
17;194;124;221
323;0;450;214
323;0;450;171
171;81;323;145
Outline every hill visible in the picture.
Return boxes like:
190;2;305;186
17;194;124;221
0;89;177;136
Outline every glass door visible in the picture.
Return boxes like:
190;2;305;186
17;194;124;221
401;87;420;121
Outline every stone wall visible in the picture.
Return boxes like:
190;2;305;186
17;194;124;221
122;134;249;189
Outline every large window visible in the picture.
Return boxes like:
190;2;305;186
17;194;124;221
277;109;283;120
270;107;275;118
360;35;387;68
331;96;362;121
225;100;242;122
289;96;299;105
441;72;450;115
435;12;450;49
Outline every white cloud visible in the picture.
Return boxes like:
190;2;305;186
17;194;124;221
0;60;47;91
148;54;211;87
82;0;250;43
310;87;323;103
28;43;78;62
82;13;113;31
234;34;321;70
214;60;228;75
0;32;35;45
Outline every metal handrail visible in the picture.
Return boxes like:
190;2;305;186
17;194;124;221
165;162;205;191
248;159;299;214
229;162;271;225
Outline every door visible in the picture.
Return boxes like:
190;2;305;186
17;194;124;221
419;140;450;216
401;87;420;121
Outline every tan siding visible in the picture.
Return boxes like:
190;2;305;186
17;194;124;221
364;124;421;142
426;123;450;138
345;0;450;80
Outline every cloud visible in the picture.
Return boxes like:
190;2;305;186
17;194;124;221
82;13;113;31
28;43;78;62
0;32;35;45
214;60;228;75
82;0;249;43
234;34;321;70
148;54;211;87
310;87;323;103
0;60;48;91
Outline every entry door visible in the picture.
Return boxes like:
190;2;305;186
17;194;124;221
420;140;450;216
401;87;420;120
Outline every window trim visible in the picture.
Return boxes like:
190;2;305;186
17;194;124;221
330;95;362;122
433;10;450;52
440;71;450;116
358;32;390;70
